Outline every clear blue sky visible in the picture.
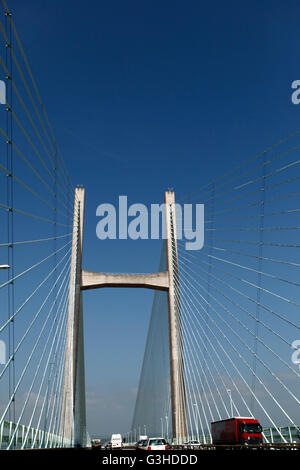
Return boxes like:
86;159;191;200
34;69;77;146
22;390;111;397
8;0;300;437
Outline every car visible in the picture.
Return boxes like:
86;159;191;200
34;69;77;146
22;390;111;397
139;437;168;450
135;439;148;450
183;440;201;449
91;438;102;449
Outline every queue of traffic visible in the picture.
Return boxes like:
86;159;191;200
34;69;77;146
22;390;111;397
92;416;266;450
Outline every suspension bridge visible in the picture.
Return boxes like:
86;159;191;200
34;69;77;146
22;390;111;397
0;0;299;451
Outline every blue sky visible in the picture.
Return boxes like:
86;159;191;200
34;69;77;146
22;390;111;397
5;0;300;437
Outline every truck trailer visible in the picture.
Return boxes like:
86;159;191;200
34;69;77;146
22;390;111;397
211;417;262;445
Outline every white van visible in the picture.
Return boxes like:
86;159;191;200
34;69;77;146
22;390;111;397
110;433;123;449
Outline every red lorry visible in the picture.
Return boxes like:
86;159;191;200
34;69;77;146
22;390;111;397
211;417;263;446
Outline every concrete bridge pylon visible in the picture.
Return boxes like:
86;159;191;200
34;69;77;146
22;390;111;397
61;188;187;446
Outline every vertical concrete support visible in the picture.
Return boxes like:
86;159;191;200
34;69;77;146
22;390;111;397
164;190;187;444
62;187;87;447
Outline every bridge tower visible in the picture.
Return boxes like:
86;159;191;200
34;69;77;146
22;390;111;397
62;188;187;446
164;190;188;444
61;187;87;447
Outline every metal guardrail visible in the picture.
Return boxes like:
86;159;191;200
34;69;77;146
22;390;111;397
0;420;71;450
172;443;300;451
262;426;300;443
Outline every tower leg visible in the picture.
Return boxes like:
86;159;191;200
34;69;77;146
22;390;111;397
61;187;87;447
164;191;187;444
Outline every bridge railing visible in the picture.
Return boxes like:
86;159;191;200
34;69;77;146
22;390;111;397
262;425;300;443
188;426;300;444
0;420;71;450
